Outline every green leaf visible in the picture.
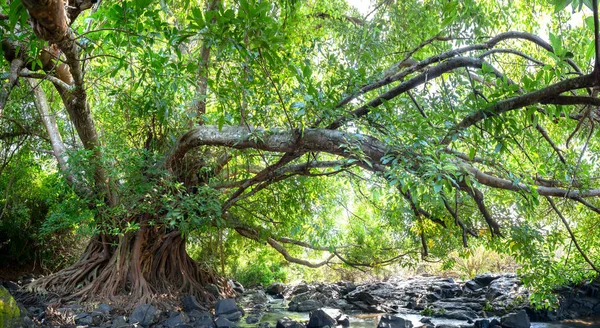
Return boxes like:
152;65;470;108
552;0;572;12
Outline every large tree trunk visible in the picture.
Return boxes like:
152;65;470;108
32;214;228;308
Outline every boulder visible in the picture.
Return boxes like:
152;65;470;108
474;319;490;328
474;274;501;287
130;304;160;326
161;312;190;327
267;283;285;295
500;310;530;328
288;299;323;312
376;315;413;328
96;303;113;315
220;311;243;321
111;315;129;328
215;298;239;315
246;312;263;324
229;280;245;295
206;284;221;298
276;317;305;328
75;312;95;326
215;317;236;328
250;290;269;304
0;286;21;328
307;309;336;328
183;295;207;312
188;310;215;327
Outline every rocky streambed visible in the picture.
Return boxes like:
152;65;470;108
1;273;600;327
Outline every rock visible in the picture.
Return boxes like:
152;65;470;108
183;295;207;312
267;283;285;295
288;299;323;312
75;312;94;326
161;312;190;327
439;309;477;321
1;281;19;291
307;309;336;328
474;319;490;328
336;281;356;295
229;280;245;295
111;315;129;328
259;322;270;328
250;290;269;304
220;311;242;321
246;312;263;324
130;304;160;326
474;274;501;287
336;314;350;327
465;280;484;291
95;303;112;315
215;298;239;315
0;286;21;328
376;315;413;328
276;317;305;328
500;310;530;328
215;317;236;328
419;317;432;324
206;284;221;298
188;311;215;327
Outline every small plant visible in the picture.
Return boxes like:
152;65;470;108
483;301;493;312
420;307;435;316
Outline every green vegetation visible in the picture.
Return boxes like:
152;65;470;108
1;0;600;309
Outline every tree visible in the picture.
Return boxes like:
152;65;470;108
1;0;600;308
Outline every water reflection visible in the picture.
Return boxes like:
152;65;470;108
239;305;600;328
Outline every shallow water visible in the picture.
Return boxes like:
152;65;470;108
239;305;600;328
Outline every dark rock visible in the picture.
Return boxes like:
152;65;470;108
215;298;239;315
376;314;413;328
267;283;285;295
246;312;263;324
307;309;336;328
336;281;356;295
111;316;129;328
215;317;236;328
220;311;242;321
439;309;477;321
229;280;245;295
465;280;484;291
249;290;269;304
96;303;112;315
161;312;190;327
500;310;530;328
474;319;490;328
259;322;270;328
130;304;160;326
276;317;305;328
188;311;215;327
288;299;323;312
183;295;207;312
21;316;34;328
419;317;432;324
206;284;221;298
2;281;19;291
336;315;350;327
75;312;94;326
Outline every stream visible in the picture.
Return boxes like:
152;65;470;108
238;302;600;328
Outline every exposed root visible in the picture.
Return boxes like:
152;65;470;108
29;215;232;310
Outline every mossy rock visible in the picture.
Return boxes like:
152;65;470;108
0;286;22;328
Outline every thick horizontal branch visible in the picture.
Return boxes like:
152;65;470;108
166;125;387;171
